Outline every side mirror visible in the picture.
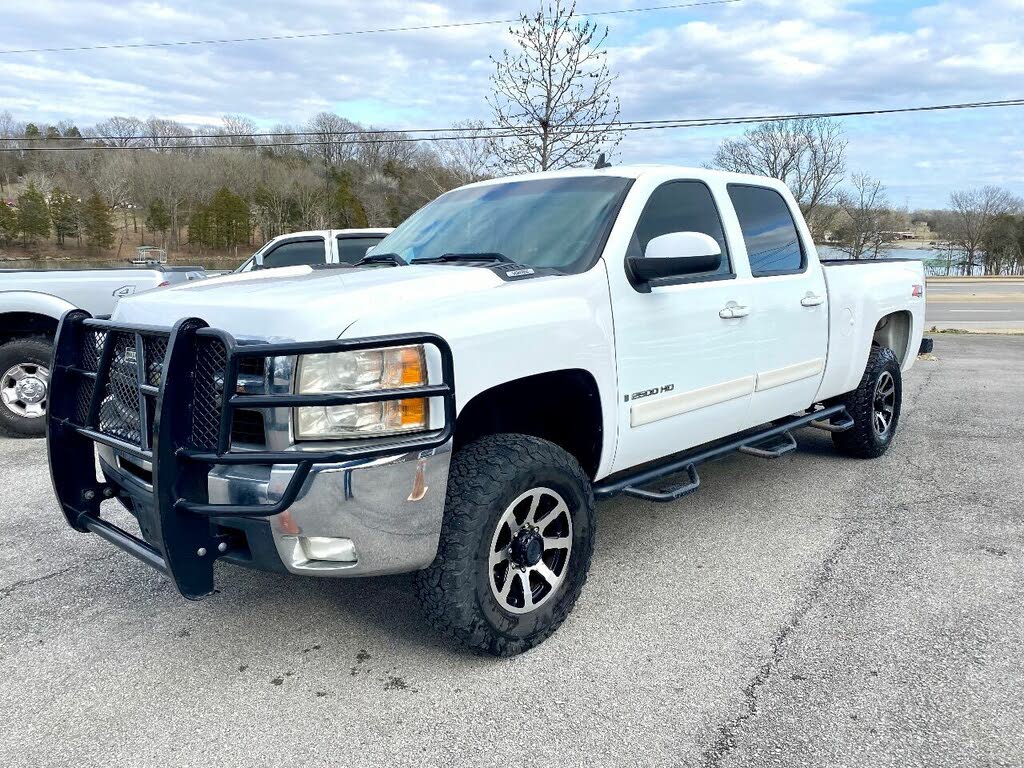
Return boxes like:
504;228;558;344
627;232;723;289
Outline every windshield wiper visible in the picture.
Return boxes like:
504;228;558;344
354;252;407;267
414;252;513;265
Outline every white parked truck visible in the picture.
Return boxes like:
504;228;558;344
233;228;393;273
0;265;205;436
46;166;925;656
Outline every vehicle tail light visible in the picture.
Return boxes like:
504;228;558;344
157;281;170;288
911;284;923;298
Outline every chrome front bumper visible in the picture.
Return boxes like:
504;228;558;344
99;440;452;577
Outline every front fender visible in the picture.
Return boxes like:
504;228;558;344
342;265;619;478
0;290;78;323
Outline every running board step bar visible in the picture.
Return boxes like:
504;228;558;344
738;431;798;459
594;405;852;504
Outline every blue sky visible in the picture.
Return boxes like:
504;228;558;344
1;0;1022;208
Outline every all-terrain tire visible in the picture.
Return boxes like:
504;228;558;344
0;336;54;438
832;345;902;459
414;433;595;657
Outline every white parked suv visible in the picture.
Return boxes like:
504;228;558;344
47;166;925;655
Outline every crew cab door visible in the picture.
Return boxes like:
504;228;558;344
726;184;828;424
255;236;329;269
607;179;759;472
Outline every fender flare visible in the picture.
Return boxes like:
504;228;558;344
0;290;78;330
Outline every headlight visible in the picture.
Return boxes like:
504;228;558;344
294;345;429;440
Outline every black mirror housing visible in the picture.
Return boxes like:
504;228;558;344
627;252;722;283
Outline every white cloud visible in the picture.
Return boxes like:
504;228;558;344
0;0;1021;205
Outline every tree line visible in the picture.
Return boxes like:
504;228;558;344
0;109;491;257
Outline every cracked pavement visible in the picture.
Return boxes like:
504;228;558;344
1;334;1022;767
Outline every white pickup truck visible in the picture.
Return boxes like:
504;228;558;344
0;265;205;436
46;166;925;656
233;228;393;272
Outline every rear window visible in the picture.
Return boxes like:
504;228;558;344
728;185;805;276
337;235;386;264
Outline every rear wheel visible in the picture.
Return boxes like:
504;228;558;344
0;336;53;438
832;345;902;459
414;433;595;656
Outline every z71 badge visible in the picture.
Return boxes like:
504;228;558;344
625;384;675;402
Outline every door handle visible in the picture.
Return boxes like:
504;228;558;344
719;305;750;319
801;294;825;307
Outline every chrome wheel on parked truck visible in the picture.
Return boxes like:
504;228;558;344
415;433;595;657
489;487;574;614
0;337;53;438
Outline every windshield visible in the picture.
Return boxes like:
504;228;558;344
373;176;632;273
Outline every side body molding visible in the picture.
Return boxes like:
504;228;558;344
631;375;755;427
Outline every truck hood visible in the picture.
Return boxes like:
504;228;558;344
111;264;506;340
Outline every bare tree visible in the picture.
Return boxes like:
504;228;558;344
206;114;257;147
428;120;493;191
144;117;193;151
943;186;1022;275
712;118;847;229
0;110;23;193
488;0;620;173
304;112;360;168
832;174;902;259
92;115;145;147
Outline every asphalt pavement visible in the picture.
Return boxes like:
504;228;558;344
1;334;1022;767
926;278;1024;330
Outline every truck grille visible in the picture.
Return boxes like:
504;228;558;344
72;329;262;451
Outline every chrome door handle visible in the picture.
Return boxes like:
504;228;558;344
719;305;751;319
801;294;825;307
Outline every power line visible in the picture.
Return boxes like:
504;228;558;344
0;0;741;55
3;98;1021;152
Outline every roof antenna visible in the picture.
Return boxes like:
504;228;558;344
594;152;612;170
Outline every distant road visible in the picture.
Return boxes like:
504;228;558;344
926;278;1024;330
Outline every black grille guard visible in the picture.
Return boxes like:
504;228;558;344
47;310;456;599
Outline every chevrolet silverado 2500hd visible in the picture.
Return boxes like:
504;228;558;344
0;265;205;436
47;166;925;656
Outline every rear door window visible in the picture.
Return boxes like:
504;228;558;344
260;239;327;269
728;185;805;276
336;235;386;264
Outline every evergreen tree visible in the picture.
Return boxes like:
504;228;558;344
207;187;250;248
188;202;211;247
82;191;115;249
16;182;50;244
330;170;368;228
0;201;17;245
49;187;79;246
145;199;171;244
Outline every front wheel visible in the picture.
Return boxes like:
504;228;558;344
832;345;902;459
414;433;595;656
0;336;53;438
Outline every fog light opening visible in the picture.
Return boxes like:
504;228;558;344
299;536;358;563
